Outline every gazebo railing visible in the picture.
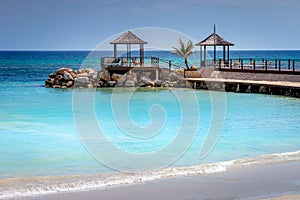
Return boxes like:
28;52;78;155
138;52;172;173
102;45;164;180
101;57;160;68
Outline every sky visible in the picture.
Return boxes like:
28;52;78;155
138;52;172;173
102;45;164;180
1;0;300;50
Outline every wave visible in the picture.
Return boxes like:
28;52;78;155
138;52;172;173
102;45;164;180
1;150;300;199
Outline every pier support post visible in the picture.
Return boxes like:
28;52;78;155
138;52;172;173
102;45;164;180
155;70;159;81
236;84;240;92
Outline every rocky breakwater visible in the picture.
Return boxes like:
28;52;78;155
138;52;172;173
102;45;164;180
100;68;187;88
45;67;190;88
45;68;100;88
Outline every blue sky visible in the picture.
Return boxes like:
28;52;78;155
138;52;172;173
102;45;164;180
1;0;300;50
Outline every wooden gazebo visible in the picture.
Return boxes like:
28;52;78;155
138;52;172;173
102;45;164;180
196;26;234;67
110;31;147;66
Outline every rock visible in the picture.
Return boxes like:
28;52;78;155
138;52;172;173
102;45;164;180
170;81;178;87
87;84;94;88
70;71;77;78
52;85;61;88
45;78;55;86
259;85;268;93
55;75;63;80
141;76;155;86
107;81;116;87
74;77;89;84
162;80;170;87
56;68;72;75
76;73;89;78
63;71;73;81
97;81;104;87
86;68;97;74
154;80;163;87
117;74;127;86
111;73;123;82
137;80;146;87
124;80;135;87
49;73;56;78
66;81;73;88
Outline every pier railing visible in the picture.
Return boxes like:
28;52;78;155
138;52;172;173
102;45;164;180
203;58;300;75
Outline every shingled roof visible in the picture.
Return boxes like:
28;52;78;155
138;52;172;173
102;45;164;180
110;31;148;44
195;33;234;46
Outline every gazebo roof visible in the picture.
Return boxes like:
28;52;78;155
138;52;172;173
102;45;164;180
195;33;234;46
110;31;148;44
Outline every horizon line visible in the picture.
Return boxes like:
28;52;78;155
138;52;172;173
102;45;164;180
0;49;300;51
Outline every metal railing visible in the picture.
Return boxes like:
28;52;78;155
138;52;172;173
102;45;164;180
202;58;300;75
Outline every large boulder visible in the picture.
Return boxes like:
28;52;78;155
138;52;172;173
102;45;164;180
107;81;117;87
141;76;155;86
74;77;89;84
111;73;123;82
76;73;89;78
56;68;73;75
45;78;55;87
63;71;73;81
124;80;135;87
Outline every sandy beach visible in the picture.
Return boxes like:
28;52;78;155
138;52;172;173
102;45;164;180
21;161;300;200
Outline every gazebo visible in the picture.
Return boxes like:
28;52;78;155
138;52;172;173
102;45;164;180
110;31;147;66
196;26;234;67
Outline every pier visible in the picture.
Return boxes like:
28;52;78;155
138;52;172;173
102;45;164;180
184;77;300;97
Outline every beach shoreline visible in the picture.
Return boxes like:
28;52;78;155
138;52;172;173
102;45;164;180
20;160;300;200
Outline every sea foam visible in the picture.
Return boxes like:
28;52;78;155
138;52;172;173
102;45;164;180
1;150;300;199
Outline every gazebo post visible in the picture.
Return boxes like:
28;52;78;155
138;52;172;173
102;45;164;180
126;44;129;66
200;46;202;67
223;45;226;64
113;44;117;59
204;46;207;67
213;45;216;65
140;44;144;67
227;46;230;61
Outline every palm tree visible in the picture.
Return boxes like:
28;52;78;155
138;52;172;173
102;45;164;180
171;39;194;70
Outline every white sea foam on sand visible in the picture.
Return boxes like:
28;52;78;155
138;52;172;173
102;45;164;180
1;150;300;199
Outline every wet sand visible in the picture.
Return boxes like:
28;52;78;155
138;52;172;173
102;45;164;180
23;161;300;200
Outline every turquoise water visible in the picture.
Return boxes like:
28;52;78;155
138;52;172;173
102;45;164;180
1;51;300;198
1;83;300;177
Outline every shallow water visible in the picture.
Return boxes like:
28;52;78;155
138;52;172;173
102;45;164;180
1;51;300;198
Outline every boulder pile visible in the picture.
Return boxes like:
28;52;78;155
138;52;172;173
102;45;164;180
45;67;190;88
45;68;99;88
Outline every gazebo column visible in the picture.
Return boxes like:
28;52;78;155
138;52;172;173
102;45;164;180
227;46;230;61
200;46;203;67
140;44;144;67
223;45;226;64
113;44;117;59
214;45;216;65
126;44;131;67
204;46;207;67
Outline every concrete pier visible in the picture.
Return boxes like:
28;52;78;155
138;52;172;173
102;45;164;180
184;78;300;98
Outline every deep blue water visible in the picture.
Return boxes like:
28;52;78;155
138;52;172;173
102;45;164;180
1;50;299;83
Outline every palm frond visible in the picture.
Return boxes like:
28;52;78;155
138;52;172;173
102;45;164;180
172;38;194;69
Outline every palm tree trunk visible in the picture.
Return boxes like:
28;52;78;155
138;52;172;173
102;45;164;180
184;58;190;70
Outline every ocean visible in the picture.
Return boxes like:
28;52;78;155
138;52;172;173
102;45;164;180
1;50;300;199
